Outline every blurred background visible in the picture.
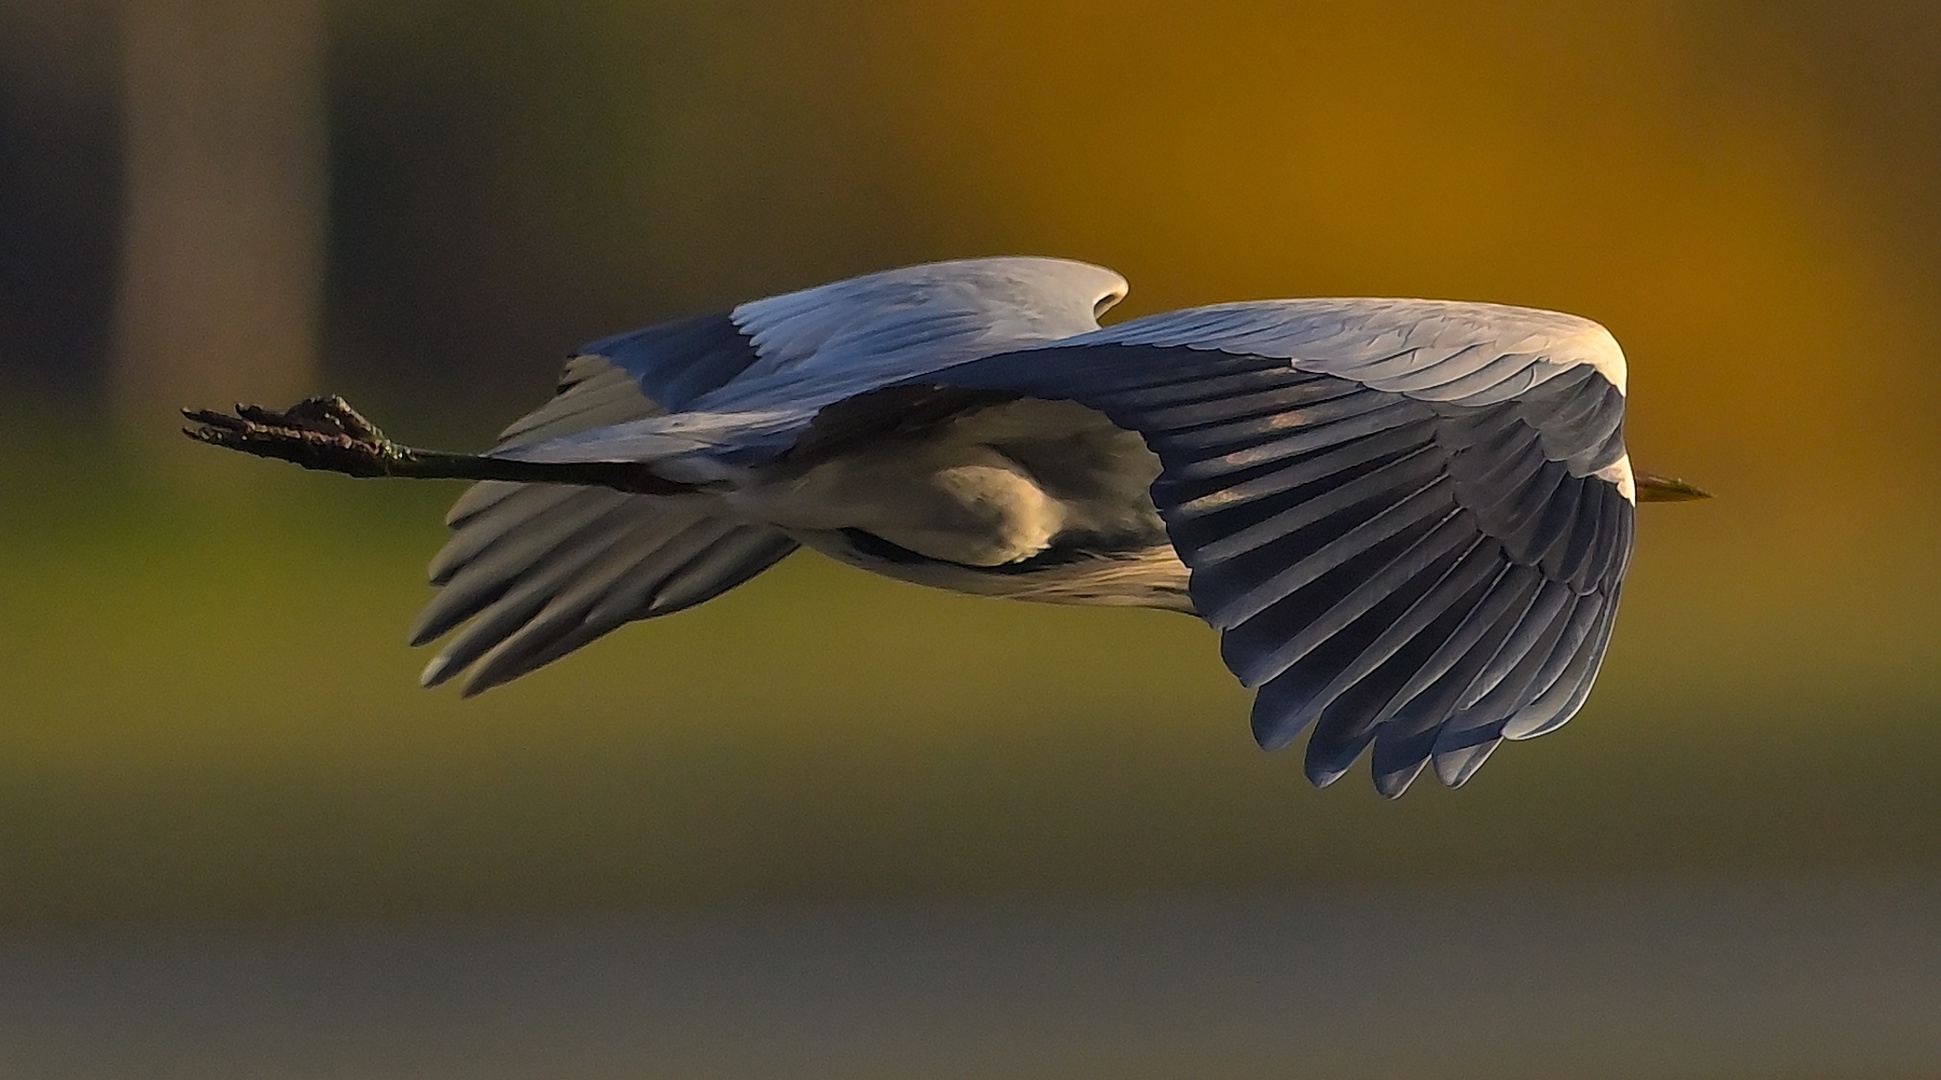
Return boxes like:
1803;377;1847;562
2;1;1939;1076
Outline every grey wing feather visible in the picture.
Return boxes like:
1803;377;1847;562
915;298;1637;794
421;498;795;695
416;257;1133;692
414;337;797;694
568;311;765;414
495;257;1132;469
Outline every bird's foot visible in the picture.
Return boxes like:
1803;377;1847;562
183;395;404;477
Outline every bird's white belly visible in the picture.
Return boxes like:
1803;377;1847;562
734;440;1068;567
725;398;1194;611
730;399;1165;565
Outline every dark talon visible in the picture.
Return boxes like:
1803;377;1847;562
178;397;400;477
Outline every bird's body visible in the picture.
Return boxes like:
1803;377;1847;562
188;256;1706;795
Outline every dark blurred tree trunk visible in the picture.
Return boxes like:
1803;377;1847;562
112;0;325;437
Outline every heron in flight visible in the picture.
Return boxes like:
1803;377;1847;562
186;257;1707;796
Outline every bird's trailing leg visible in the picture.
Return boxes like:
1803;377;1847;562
185;395;414;477
183;395;695;495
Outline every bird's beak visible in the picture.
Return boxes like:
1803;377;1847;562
1634;471;1712;502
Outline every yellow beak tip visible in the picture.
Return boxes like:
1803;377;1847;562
1633;473;1712;503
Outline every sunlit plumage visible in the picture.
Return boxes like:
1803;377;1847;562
191;256;1702;795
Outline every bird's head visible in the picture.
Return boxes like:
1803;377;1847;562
1633;471;1712;502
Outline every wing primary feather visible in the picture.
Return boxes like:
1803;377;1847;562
1302;726;1378;788
1337;543;1513;709
1482;590;1607;723
1606;497;1637;583
1160;421;1435;520
1552;480;1612;588
1188;445;1443;566
455;522;798;696
1371;752;1430;799
1128;378;1367;433
445;479;529;527
422;519;641;689
1158;389;1413;456
1433;397;1525;449
1089;365;1330;413
1482;458;1572;545
639;527;799;616
997;349;1270;402
1430;729;1504;787
1450;425;1548;501
1304;540;1513;734
1200;476;1456;629
1225;510;1474;687
1504;589;1619;740
1357;559;1541;732
1240;514;1472;750
1514;474;1590;569
453;527;680;694
411;495;634;646
1162;399;1433;482
1448;590;1586;725
1311;564;1534;788
1249;668;1325;752
1452;578;1573;710
455;520;748;696
1254;544;1498;766
426;484;594;586
1371;687;1474;796
1454;438;1556;523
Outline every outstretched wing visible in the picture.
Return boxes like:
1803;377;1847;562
493;257;1130;468
419;257;1131;694
416;333;798;696
925;299;1636;796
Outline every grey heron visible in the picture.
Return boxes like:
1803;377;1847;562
186;257;1707;796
